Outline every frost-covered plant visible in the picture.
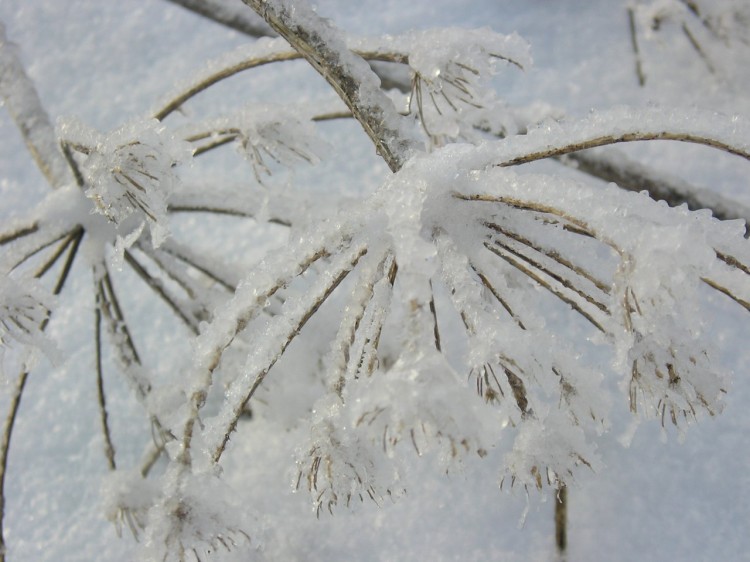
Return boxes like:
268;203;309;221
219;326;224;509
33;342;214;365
1;1;750;561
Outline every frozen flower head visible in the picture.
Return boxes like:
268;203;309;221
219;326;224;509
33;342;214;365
0;277;53;350
65;118;188;251
142;469;254;561
233;105;329;183
0;277;56;379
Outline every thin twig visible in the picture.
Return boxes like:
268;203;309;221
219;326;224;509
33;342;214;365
157;241;237;292
0;223;39;246
32;228;83;279
326;249;391;396
123;249;201;335
500;130;750;167
0;370;29;562
627;7;646;86
8;229;72;273
471;265;526;330
154;49;302;121
681;23;716;75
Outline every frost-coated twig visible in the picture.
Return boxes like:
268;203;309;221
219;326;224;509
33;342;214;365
157;240;238;292
323;246;391;395
123;249;201;335
175;238;333;466
242;0;419;172
484;220;610;296
343;253;397;383
96;266;149;400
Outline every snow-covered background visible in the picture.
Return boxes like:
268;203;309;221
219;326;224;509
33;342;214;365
1;1;749;560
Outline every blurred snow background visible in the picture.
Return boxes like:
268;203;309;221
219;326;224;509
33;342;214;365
1;0;748;560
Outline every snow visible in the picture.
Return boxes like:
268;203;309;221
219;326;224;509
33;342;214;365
1;0;749;561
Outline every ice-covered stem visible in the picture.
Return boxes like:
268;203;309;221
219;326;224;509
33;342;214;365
0;23;71;188
241;0;419;172
500;127;750;167
0;370;27;562
123;250;201;335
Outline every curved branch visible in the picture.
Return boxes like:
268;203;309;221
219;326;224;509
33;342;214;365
501;130;750;167
153;47;301;121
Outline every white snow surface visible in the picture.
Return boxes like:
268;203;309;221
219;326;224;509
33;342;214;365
1;1;749;561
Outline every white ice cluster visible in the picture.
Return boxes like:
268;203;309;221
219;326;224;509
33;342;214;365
59;118;188;256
